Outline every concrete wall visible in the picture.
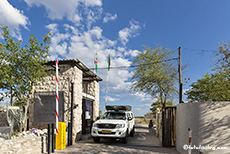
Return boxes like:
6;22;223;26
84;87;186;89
176;102;230;154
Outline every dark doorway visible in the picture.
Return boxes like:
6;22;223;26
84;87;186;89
82;99;93;134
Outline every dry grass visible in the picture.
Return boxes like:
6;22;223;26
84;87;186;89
135;117;147;124
135;117;156;125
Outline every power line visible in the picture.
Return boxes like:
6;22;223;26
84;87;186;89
89;58;179;70
183;48;217;53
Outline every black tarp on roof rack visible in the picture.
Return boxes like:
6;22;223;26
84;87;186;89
105;105;131;111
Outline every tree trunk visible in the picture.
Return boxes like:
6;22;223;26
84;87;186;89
164;93;167;107
23;100;30;131
10;87;13;106
160;86;164;107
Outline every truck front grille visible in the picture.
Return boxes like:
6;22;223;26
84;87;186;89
97;124;116;129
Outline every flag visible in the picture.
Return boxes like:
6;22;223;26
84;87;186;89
108;54;110;71
95;52;98;73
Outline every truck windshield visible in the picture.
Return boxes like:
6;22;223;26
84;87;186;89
102;112;126;120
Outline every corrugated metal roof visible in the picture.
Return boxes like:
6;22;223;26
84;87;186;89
45;59;102;82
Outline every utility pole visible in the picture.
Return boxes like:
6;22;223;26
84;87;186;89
179;46;182;103
105;69;109;107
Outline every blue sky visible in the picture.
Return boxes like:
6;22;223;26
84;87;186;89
0;0;230;116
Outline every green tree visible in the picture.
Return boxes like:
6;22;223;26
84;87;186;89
216;40;230;72
150;101;175;114
0;26;51;130
130;45;178;106
185;41;230;102
185;72;230;102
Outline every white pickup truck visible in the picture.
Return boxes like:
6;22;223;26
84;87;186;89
91;105;135;143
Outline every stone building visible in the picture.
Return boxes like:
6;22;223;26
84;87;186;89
29;59;102;142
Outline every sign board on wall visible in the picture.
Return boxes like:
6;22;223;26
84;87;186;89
33;91;64;124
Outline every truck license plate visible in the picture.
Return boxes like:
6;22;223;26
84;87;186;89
102;130;111;134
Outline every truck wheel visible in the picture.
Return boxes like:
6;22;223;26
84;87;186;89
93;137;100;143
122;131;128;144
130;127;135;137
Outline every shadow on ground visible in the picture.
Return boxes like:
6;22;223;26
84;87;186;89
54;122;179;154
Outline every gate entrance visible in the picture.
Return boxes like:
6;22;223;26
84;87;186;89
162;107;176;147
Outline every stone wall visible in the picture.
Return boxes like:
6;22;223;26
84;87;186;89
0;112;8;127
83;80;100;121
72;66;82;141
30;63;100;143
0;137;42;154
83;81;95;96
93;81;100;120
30;65;83;142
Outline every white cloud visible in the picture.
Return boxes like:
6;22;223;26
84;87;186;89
117;47;125;52
0;0;29;39
25;0;79;21
46;24;134;100
138;103;152;108
183;88;190;95
83;0;102;6
64;25;115;65
118;20;141;45
24;0;102;25
85;8;103;28
134;107;141;111
133;103;153;115
89;26;103;39
46;24;70;59
0;90;10;106
46;23;58;33
103;13;117;23
46;20;142;107
72;14;82;25
124;49;140;57
132;92;154;102
0;90;7;98
107;96;120;102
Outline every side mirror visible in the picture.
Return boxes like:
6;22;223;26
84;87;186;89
128;117;132;121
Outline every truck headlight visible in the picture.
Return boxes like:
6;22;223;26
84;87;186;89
93;123;98;128
116;124;125;128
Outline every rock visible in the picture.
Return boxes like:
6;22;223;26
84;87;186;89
0;137;5;141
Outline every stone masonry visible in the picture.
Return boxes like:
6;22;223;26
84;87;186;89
29;59;102;143
0;137;42;154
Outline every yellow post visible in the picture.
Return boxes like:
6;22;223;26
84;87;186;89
55;122;66;149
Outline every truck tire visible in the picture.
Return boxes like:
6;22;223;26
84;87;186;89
130;127;135;137
121;130;128;144
93;137;100;143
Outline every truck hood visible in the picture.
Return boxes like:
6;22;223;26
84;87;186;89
95;119;126;125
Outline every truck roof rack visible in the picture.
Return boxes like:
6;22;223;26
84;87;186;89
105;105;131;111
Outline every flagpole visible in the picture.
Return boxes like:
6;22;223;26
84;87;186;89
105;69;109;107
105;54;110;107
